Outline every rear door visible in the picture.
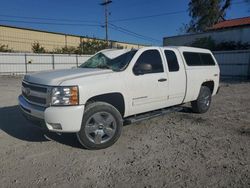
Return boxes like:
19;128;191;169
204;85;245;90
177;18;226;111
162;48;186;106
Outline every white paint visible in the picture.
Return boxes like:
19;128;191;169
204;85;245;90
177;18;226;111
44;105;85;132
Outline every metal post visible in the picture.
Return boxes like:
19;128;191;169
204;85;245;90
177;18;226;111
52;54;55;70
105;3;108;43
80;37;83;54
65;35;67;48
76;55;79;67
24;53;28;74
100;0;112;45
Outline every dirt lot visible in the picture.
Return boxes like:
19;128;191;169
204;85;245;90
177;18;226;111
0;76;249;188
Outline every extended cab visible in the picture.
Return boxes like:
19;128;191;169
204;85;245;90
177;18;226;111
19;46;220;149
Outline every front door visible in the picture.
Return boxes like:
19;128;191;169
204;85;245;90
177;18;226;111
127;49;169;115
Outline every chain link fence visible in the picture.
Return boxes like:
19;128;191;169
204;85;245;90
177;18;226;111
0;50;250;80
0;52;91;75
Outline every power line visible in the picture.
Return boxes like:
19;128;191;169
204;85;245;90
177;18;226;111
0;14;100;24
0;0;246;26
109;24;160;44
0;19;102;27
0;18;160;44
110;0;248;23
0;1;247;45
110;10;187;22
110;23;161;43
0;18;159;44
109;26;154;44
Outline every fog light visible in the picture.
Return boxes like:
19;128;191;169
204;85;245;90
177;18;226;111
48;123;62;130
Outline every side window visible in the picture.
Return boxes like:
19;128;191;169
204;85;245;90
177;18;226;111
183;52;202;66
133;50;164;75
200;53;216;65
183;52;216;66
164;50;179;72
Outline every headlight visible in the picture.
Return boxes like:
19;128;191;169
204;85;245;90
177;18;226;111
51;86;79;106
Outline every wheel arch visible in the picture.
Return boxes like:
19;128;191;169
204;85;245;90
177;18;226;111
201;80;215;94
85;92;125;117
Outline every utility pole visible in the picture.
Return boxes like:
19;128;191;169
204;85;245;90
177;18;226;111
100;0;112;45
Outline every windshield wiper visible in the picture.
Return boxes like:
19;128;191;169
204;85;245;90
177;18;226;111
96;64;113;70
80;64;116;71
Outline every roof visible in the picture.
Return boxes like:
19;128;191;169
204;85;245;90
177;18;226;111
163;46;212;53
211;17;250;30
140;46;212;53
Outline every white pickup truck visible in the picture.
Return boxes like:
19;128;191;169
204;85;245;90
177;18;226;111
19;46;220;149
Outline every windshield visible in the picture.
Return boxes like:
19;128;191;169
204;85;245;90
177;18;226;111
80;49;137;71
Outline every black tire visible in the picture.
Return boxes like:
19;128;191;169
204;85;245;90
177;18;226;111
191;86;212;114
77;102;123;150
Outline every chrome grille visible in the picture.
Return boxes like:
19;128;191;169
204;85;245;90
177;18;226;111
22;81;49;107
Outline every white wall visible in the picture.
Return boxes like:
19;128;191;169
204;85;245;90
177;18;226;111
164;27;250;46
0;53;91;75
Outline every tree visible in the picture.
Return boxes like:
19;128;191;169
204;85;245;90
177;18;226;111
187;0;231;33
77;39;108;54
32;42;46;53
53;46;77;54
0;44;12;52
52;39;108;55
187;37;250;51
189;37;216;49
246;0;250;12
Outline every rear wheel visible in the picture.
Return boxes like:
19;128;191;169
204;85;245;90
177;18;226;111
191;86;212;114
77;102;123;150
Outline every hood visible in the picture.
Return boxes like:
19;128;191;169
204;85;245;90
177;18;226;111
24;68;113;85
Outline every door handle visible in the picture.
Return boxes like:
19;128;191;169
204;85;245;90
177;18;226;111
158;78;167;82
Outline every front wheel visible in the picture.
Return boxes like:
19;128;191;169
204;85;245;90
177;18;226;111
191;86;212;114
77;102;123;150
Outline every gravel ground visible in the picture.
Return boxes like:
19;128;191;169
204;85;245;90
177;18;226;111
0;76;250;188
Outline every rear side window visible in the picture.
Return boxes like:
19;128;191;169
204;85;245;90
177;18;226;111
183;52;201;66
183;52;215;66
164;50;179;72
133;50;164;74
200;53;216;66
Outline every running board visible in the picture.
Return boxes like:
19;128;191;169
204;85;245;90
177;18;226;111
124;106;183;125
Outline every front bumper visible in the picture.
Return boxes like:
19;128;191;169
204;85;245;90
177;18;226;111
18;95;84;133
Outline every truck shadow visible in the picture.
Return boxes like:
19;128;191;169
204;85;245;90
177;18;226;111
179;106;193;113
0;105;82;149
0;105;196;149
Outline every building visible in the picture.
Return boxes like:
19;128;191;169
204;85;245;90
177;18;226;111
163;17;250;46
0;24;148;53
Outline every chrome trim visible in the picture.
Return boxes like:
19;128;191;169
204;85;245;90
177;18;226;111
22;96;47;107
46;87;52;106
22;88;47;98
22;80;48;89
22;81;50;107
19;95;45;119
30;90;47;98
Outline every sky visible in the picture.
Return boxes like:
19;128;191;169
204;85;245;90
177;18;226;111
0;0;249;46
